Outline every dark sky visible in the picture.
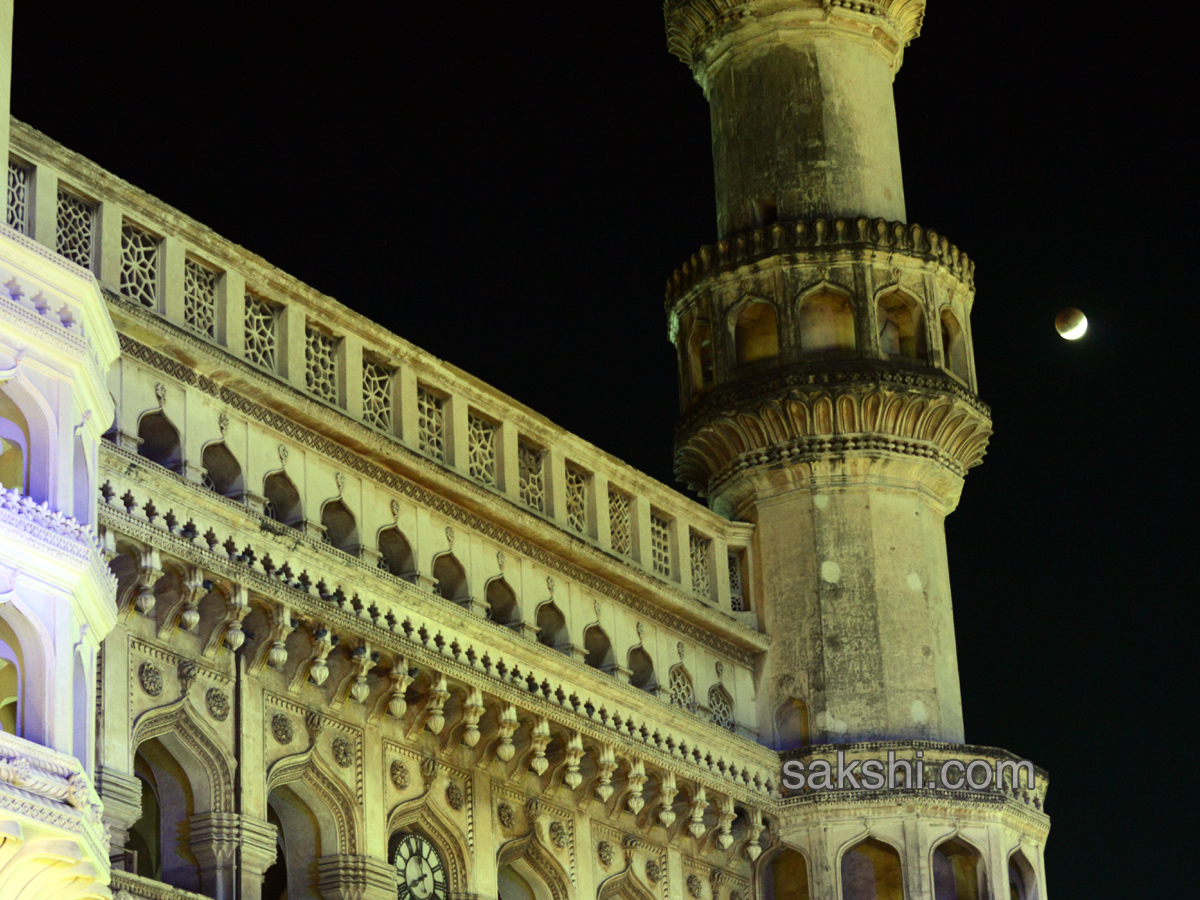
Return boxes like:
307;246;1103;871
13;3;1194;895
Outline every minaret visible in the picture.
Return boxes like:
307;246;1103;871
664;0;989;747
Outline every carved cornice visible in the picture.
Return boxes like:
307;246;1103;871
665;217;973;306
675;363;992;496
664;0;926;69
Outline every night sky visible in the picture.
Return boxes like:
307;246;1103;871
12;2;1193;894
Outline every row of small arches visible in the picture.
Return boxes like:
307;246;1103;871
130;412;735;720
767;837;1040;900
684;288;969;392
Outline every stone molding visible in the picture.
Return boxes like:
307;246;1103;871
674;368;992;498
665;217;973;305
110;870;213;900
665;0;926;70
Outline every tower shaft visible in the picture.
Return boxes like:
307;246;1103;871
665;0;987;744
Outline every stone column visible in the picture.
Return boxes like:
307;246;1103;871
96;765;141;871
316;855;397;900
189;812;277;900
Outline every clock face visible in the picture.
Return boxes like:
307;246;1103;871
394;832;447;900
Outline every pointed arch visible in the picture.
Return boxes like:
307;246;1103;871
266;749;361;857
1008;848;1039;900
597;863;659;900
535;601;569;654
0;373;53;503
762;846;812;900
940;308;968;380
628;646;657;693
0;596;52;743
775;697;810;751
201;441;244;499
320;498;359;554
137;410;183;473
841;836;904;900
932;835;986;900
583;625;615;674
387;798;470;897
877;289;927;359
377;526;416;579
131;704;235;816
666;663;695;711
497;832;573;900
797;286;856;357
432;552;469;603
688;320;714;391
731;298;779;366
263;470;303;527
486;577;520;628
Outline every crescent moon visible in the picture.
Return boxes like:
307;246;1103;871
1060;315;1087;340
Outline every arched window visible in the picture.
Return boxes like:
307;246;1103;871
842;838;904;900
667;664;695;711
940;309;968;381
263;472;302;526
708;684;734;731
378;527;416;579
433;553;469;603
629;647;657;693
486;578;519;627
138;411;183;472
321;499;359;554
583;625;615;674
688;322;714;390
933;838;985;900
733;300;779;366
536;603;569;653
877;291;926;359
798;290;856;357
763;848;811;900
776;697;810;751
0;386;30;493
201;442;244;499
1008;850;1038;900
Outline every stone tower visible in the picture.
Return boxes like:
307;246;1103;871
664;2;1049;896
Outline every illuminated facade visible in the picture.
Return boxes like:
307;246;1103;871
0;2;1050;898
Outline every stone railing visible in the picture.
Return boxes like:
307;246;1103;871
665;217;975;302
111;871;213;900
8;119;755;616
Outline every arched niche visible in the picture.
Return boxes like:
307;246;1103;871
932;836;986;900
132;737;206;891
499;863;540;900
378;526;416;579
841;837;904;900
761;846;811;900
776;697;810;751
583;625;615;674
138;410;184;473
707;684;734;730
263;471;303;527
628;646;657;693
688;321;714;391
267;783;328;900
258;804;289;900
320;498;359;554
72;433;90;523
0;625;21;736
1008;849;1039;900
201;441;244;500
433;553;469;604
877;290;927;360
535;602;569;654
497;838;572;900
797;288;856;358
386;807;470;900
486;577;520;628
940;309;969;381
0;377;52;504
732;299;779;366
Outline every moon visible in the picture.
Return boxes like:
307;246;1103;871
1055;308;1087;340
